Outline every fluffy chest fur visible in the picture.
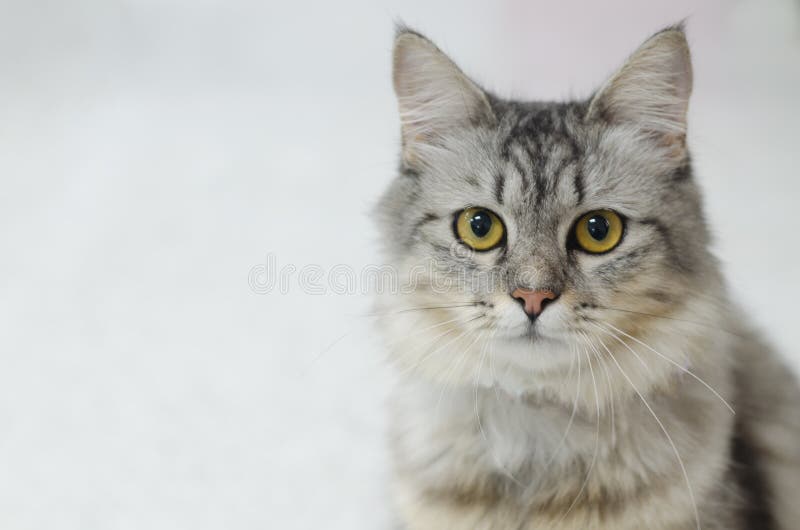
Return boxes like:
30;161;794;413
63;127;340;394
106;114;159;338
387;330;736;530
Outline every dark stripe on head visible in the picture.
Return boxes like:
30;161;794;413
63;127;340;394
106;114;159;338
593;247;647;283
510;149;530;194
523;140;547;205
573;171;585;203
414;213;440;233
560;135;584;203
638;218;690;272
494;172;505;205
406;212;440;247
548;151;568;192
431;243;452;255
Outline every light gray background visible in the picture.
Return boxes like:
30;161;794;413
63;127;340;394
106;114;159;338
1;0;798;528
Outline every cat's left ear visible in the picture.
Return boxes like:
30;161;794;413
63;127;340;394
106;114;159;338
587;26;692;159
392;27;495;167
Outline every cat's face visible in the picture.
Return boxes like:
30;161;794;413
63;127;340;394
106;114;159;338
376;27;721;399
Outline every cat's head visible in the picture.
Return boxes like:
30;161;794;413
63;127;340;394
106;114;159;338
375;26;725;403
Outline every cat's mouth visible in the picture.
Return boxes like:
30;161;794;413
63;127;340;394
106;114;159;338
503;319;554;343
523;322;542;339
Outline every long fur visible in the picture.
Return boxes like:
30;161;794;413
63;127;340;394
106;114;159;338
375;25;800;529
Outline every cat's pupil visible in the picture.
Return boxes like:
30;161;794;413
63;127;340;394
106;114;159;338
587;215;610;241
470;211;492;238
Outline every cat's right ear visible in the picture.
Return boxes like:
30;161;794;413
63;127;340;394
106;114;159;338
586;26;692;160
392;27;495;168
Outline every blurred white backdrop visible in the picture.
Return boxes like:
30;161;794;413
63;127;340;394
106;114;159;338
0;1;798;528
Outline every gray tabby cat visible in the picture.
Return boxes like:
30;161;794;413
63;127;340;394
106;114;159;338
374;25;800;530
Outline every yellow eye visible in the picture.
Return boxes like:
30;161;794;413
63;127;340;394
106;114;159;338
573;210;624;254
455;207;505;251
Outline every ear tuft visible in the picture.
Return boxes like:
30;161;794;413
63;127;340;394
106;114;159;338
392;29;494;167
587;26;693;154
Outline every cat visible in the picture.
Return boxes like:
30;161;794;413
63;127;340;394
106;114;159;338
374;24;800;530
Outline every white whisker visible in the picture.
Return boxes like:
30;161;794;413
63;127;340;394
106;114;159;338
542;341;581;471
580;331;616;447
597;335;701;530
558;342;601;523
473;328;524;487
435;327;484;413
585;319;650;375
599;320;735;415
393;315;483;378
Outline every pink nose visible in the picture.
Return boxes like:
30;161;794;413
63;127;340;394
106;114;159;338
511;288;559;319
